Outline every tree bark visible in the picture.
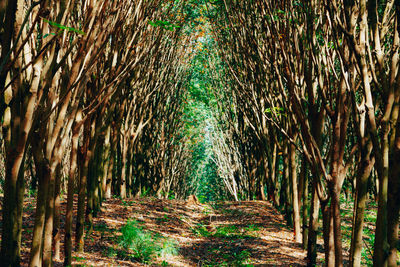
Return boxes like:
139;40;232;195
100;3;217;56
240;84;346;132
64;123;80;266
301;158;308;249
76;120;91;253
350;151;374;267
306;180;320;267
387;124;400;267
289;140;301;242
322;199;335;267
53;164;62;261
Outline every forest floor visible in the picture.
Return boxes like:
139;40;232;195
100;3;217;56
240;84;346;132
8;196;316;266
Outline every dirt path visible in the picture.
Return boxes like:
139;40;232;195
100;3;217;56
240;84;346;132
71;198;308;266
11;197;309;266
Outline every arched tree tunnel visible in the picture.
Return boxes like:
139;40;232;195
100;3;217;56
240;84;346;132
0;0;400;266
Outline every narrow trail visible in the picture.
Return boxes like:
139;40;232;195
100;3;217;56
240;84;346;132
66;198;307;266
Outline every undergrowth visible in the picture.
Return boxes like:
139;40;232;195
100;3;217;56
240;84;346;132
119;219;178;264
191;223;259;239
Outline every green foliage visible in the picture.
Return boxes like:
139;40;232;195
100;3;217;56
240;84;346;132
197;157;228;202
42;18;85;35
204;249;253;266
141;187;150;197
148;20;181;31
191;223;212;237
245;224;260;233
156;214;171;223
119;220;178;263
213;224;238;238
159;238;179;259
121;199;135;207
264;106;285;117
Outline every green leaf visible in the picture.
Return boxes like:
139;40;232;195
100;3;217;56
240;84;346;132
42;18;85;35
148;20;180;31
42;32;56;38
264;107;285;115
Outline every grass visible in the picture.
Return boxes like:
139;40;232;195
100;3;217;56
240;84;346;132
191;223;258;239
203;249;253;266
156;214;170;223
119;219;178;264
121;199;135;206
191;223;212;237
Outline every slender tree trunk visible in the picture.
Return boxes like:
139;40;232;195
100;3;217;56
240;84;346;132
76;121;91;253
350;152;374;267
373;134;390;267
119;136;128;198
105;148;114;199
273;145;280;206
126;145;132;198
42;164;57;267
331;185;343;267
86;151;96;236
387;127;400;267
301;158;308;249
101;126;111;200
15;151;25;266
307;178;320;267
2;94;37;267
64;124;80;266
29;137;50;267
289;140;301;242
283;145;292;226
53;164;62;261
321;199;335;267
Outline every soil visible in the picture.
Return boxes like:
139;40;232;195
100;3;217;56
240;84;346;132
3;196;312;266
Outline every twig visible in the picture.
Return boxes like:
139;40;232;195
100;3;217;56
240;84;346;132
362;237;373;258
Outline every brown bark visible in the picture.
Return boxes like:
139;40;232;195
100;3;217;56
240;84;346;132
53;164;62;261
300;157;308;249
350;145;374;267
119;135;128;198
306;179;319;267
322;200;335;267
42;163;56;267
289;139;301;243
387;116;400;267
76;120;91;253
29;138;50;267
64;122;80;266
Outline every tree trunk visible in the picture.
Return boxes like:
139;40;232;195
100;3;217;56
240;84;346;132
42;164;57;267
331;185;343;267
101;128;110;202
2;94;37;267
373;134;389;267
76;121;91;253
306;178;320;267
301;158;308;249
387;128;400;267
53;164;62;261
29;146;50;267
119;136;128;198
322;199;335;267
350;153;374;267
289;141;301;242
64;124;80;266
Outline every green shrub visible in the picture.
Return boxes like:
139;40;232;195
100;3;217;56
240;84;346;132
159;238;178;259
191;223;212;237
214;225;238;237
119;220;178;263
